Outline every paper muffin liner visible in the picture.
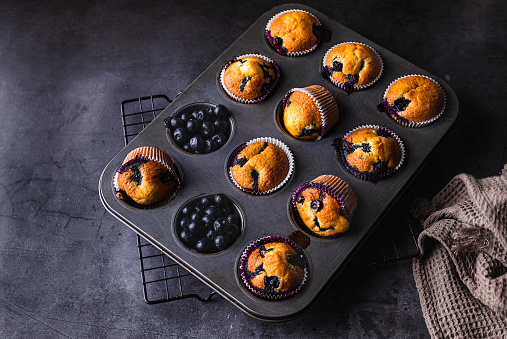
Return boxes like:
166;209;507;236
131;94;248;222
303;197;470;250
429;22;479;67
381;74;447;128
290;175;356;238
265;9;322;57
283;85;340;140
228;137;294;195
220;54;280;104
322;41;384;93
334;125;405;181
238;235;309;300
113;146;182;208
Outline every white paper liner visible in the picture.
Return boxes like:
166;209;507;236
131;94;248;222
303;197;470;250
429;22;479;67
287;85;339;140
382;74;447;128
265;9;322;57
340;125;405;180
228;137;294;195
238;235;308;300
113;146;182;204
322;41;384;92
220;54;280;104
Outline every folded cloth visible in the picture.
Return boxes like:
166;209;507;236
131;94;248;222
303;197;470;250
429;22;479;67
412;164;507;338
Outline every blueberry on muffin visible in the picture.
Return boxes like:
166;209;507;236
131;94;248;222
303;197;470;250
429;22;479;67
266;10;322;56
293;175;357;237
240;237;307;299
333;126;404;180
282;85;339;141
221;54;280;103
115;146;181;206
382;75;445;127
323;42;382;93
230;141;290;193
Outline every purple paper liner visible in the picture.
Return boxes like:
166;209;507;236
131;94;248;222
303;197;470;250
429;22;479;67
381;74;447;128
238;236;309;300
265;9;322;57
220;54;281;104
334;125;405;181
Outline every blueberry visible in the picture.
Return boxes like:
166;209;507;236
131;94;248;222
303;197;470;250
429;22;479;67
200;195;213;207
221;205;232;216
173;128;190;145
214;105;229;119
213;119;229;133
214;217;230;234
189;135;204;152
190;211;203;221
204;139;217;153
180;112;192;122
195;238;212;253
211;132;227;146
188;220;206;236
181;205;193;217
170;117;185;129
214;235;231;251
186;119;199;134
201;121;215;137
179;217;190;229
213;194;228;207
179;229;196;246
191;111;199;119
195;110;208;121
204;205;221;217
183;143;192;152
227;223;240;239
206;107;214;114
227;214;240;225
206;228;216;239
201;214;216;227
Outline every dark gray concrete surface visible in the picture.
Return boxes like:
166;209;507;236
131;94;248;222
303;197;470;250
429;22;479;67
1;0;506;338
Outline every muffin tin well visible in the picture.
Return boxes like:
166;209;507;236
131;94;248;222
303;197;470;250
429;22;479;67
99;4;459;321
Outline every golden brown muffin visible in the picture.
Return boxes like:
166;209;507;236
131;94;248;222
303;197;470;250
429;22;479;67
246;242;305;294
115;147;180;206
230;141;289;192
385;75;445;124
282;85;339;140
293;175;357;237
221;55;278;102
341;127;402;179
324;42;382;91
267;10;321;55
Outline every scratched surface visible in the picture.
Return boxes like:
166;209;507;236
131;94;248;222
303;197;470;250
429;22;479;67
1;0;506;338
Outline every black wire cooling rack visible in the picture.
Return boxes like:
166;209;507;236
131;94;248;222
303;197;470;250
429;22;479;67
119;94;420;304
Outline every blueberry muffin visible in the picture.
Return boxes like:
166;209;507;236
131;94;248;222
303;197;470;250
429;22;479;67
282;85;339;140
114;146;181;206
293;175;357;237
266;10;322;56
240;236;307;299
230;140;290;193
333;126;404;180
220;54;280;103
383;75;445;127
323;42;382;93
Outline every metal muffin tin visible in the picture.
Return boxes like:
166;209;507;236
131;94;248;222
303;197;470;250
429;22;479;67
99;4;459;321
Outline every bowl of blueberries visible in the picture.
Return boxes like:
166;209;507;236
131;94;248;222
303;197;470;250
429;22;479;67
175;193;243;253
165;103;233;154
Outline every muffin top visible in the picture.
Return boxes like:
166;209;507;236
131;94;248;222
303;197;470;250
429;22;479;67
222;55;278;102
231;141;289;192
246;241;305;293
295;186;349;237
342;128;402;175
385;75;445;123
283;90;323;140
324;42;382;89
267;10;321;55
